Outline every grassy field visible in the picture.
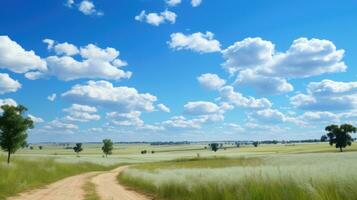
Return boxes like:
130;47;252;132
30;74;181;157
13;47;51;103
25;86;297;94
2;142;357;199
0;156;114;200
117;143;357;200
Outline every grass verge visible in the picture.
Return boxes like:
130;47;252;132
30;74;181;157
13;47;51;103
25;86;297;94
0;156;114;200
134;156;262;171
117;156;357;200
83;180;100;200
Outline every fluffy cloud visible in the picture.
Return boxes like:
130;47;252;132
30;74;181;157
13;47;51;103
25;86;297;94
62;80;157;112
0;73;21;94
63;103;97;113
248;109;289;124
218;86;272;109
222;37;346;95
266;38;346;78
184;101;221;115
47;93;57;101
197;73;226;90
53;42;79;56
166;0;181;6
63;104;100;122
106;111;144;127
297;111;340;125
307;79;357;96
33;41;131;81
43;38;55;49
78;0;103;16
0;36;46;74
135;10;177;26
222;37;274;74
66;0;75;7
235;69;293;95
162;116;202;129
223;37;345;77
168;32;221;53
43;119;78;133
191;0;202;7
157;103;170;113
183;101;233;125
28;114;44;123
290;80;357;111
137;124;165;132
162;101;232;130
340;110;357;124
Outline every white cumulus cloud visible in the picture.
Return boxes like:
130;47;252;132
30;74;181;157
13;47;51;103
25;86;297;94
34;40;131;81
235;69;293;95
0;36;47;74
222;37;346;95
0;73;21;94
62;80;157;112
191;0;202;7
28;114;44;123
107;111;144;127
168;32;221;53
157;103;170;113
290;79;357;111
218;86;272;109
135;10;177;26
197;73;226;90
166;0;181;6
78;0;103;16
47;93;57;101
63;104;100;122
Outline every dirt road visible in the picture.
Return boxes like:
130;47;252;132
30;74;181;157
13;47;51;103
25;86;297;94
8;166;150;200
92;166;149;200
8;172;99;200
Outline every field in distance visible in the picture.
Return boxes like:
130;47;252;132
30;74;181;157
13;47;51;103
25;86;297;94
2;142;357;200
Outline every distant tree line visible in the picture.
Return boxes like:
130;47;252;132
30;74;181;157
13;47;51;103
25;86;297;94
150;141;190;145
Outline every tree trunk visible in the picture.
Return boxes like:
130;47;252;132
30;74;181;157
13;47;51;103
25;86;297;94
340;147;343;152
7;151;11;164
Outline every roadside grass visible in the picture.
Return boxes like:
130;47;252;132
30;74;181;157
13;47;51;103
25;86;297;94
134;156;262;171
83;180;100;200
0;156;114;200
118;153;357;200
119;173;357;200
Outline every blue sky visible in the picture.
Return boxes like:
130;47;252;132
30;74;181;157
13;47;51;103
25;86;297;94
0;0;356;142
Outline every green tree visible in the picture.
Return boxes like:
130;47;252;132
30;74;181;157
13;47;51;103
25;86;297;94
101;139;113;157
0;105;34;163
73;143;83;157
209;143;219;152
325;124;357;152
253;141;259;147
235;142;240;148
320;135;328;142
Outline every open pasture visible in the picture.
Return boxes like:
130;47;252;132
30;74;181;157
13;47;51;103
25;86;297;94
116;142;357;200
2;142;357;199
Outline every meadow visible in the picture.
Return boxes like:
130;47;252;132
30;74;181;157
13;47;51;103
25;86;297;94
1;142;357;199
118;143;357;200
0;156;114;200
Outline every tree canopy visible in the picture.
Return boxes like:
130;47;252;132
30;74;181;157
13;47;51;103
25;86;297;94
0;105;34;163
324;124;356;152
73;143;83;156
209;143;219;152
102;139;113;157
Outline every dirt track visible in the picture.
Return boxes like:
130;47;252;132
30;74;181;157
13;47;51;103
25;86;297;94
92;166;149;200
8;166;149;200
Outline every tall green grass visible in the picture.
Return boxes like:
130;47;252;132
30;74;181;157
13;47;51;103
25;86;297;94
118;155;357;200
0;156;113;200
